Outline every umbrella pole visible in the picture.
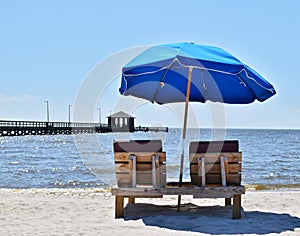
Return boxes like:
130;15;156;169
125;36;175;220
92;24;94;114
177;66;193;211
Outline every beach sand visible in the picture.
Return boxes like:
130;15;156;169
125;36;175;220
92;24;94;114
0;188;299;236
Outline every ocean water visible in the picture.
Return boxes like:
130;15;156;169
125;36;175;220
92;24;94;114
0;129;299;190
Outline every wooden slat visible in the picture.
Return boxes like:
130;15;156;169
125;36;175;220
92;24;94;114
189;152;242;164
125;195;163;198
116;172;166;183
112;186;245;198
115;165;166;176
114;140;162;152
191;173;241;185
189;140;239;153
116;172;166;187
115;163;166;172
190;163;241;174
115;152;166;162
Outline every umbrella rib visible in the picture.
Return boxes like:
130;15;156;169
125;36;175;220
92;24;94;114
237;68;275;94
122;63;173;77
160;58;178;83
152;59;178;102
170;60;275;94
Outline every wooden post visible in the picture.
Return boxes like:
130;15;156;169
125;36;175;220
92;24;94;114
178;66;193;211
115;196;124;218
225;198;231;206
128;197;135;204
232;194;242;219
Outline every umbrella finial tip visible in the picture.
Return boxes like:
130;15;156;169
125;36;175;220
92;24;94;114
160;82;165;87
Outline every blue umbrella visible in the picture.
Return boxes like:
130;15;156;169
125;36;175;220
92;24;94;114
119;42;276;208
120;42;275;104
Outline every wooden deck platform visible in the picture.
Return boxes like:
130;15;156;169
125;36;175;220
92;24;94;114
111;185;245;219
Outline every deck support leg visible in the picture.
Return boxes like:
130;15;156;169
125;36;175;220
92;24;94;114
128;197;135;204
225;198;231;206
115;195;124;218
232;194;241;219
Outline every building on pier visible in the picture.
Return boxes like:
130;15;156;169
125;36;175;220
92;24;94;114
107;111;135;132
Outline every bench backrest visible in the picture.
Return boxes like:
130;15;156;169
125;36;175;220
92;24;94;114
189;140;242;186
114;140;166;187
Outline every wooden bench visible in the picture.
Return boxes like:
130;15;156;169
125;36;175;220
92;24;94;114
111;140;245;219
189;140;244;218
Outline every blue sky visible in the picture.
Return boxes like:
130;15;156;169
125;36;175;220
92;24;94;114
0;0;299;129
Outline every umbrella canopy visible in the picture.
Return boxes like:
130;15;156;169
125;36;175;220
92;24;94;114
119;42;276;210
120;42;276;104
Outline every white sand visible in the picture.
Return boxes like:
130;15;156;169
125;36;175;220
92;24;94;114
0;188;299;236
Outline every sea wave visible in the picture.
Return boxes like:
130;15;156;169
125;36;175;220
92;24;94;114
245;184;300;191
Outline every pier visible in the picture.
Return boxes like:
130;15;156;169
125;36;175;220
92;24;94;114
0;120;168;136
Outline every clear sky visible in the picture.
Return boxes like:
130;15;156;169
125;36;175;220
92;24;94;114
0;0;299;129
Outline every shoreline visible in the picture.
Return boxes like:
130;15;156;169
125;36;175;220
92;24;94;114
0;188;299;235
1;186;300;192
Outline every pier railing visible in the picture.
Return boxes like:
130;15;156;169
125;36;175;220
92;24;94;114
0;120;105;128
0;120;167;136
